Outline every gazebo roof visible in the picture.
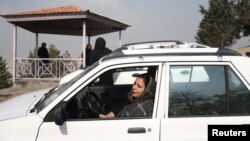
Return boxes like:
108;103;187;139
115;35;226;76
0;5;130;36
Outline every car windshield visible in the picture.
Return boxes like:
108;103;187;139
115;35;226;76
35;62;99;113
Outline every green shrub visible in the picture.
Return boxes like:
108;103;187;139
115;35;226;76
0;57;12;89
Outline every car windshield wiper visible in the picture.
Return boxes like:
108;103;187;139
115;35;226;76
29;86;58;113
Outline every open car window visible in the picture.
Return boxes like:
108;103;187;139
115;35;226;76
63;65;159;120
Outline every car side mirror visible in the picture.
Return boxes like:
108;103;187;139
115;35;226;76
54;107;66;126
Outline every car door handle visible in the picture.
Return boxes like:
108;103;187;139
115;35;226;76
128;127;146;134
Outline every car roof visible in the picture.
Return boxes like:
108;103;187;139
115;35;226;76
102;41;241;62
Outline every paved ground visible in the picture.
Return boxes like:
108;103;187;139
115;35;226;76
0;80;58;102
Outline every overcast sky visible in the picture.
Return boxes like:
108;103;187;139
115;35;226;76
0;0;249;69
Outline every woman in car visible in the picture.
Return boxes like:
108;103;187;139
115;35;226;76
99;73;156;118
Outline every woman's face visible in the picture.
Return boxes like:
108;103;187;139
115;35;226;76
86;44;92;50
132;77;146;98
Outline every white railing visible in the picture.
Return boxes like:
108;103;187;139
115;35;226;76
15;58;83;80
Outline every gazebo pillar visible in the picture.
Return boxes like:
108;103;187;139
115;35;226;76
119;30;122;47
82;20;86;67
35;33;39;77
88;36;91;44
12;25;17;83
35;33;38;57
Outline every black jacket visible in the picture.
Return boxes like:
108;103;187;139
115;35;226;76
89;37;112;65
38;46;49;64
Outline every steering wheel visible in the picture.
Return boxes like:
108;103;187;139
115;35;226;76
86;91;105;117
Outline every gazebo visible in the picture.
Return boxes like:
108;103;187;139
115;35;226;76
0;6;130;82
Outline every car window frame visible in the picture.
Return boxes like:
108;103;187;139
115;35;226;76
58;62;163;120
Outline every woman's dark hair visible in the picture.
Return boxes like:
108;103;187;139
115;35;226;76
137;73;150;87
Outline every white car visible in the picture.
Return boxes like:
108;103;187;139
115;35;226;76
1;40;250;141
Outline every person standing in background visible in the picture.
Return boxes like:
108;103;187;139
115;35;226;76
37;42;49;77
89;37;112;65
89;37;113;85
81;43;92;67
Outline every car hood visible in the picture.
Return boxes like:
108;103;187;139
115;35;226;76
0;88;51;121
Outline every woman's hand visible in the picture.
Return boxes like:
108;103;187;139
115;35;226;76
99;112;115;118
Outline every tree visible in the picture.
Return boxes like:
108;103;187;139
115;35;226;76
48;44;60;58
237;0;250;37
0;57;12;89
196;0;237;47
28;49;36;58
196;0;250;48
62;50;71;58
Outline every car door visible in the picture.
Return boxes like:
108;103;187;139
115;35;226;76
36;63;162;141
36;118;160;141
161;62;250;141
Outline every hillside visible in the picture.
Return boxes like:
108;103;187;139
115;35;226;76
0;80;58;102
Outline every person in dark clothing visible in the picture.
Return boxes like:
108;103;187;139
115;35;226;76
81;43;92;67
37;42;49;77
89;37;112;65
85;43;92;66
99;73;156;118
38;42;49;64
89;37;113;85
